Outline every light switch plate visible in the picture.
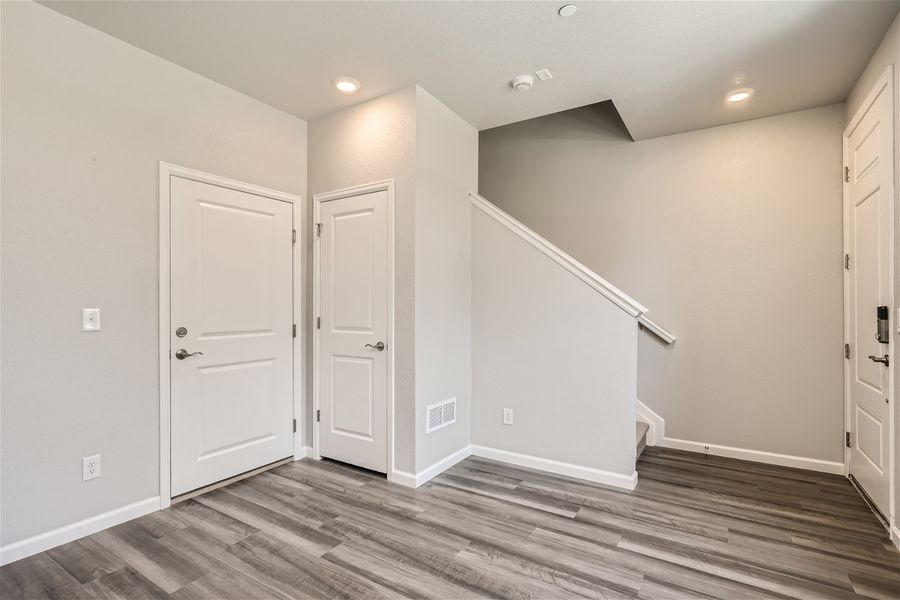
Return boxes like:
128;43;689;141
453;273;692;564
82;308;101;332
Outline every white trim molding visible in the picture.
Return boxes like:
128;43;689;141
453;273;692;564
470;445;638;490
158;162;303;508
470;193;647;317
638;314;676;344
413;445;473;487
891;523;900;551
0;497;159;566
636;400;665;447
658;437;845;475
294;446;315;460
388;470;417;488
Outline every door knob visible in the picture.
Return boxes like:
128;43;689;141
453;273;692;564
365;341;386;351
175;349;204;360
868;354;890;366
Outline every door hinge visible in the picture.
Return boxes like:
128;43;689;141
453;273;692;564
316;409;321;423
316;223;323;237
316;316;321;330
293;323;297;338
293;418;297;433
846;431;852;448
292;229;297;244
844;166;851;183
844;253;851;270
844;343;851;359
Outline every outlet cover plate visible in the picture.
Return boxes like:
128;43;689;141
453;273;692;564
82;454;101;481
502;408;514;426
82;308;101;332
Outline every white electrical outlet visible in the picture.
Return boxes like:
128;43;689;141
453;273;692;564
82;308;101;332
82;454;101;481
502;408;514;426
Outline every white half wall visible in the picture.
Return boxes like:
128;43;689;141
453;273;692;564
471;207;637;481
1;1;308;553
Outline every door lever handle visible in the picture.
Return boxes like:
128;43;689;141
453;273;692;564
868;354;890;366
365;341;386;351
175;349;204;360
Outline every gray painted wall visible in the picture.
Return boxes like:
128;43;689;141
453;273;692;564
846;11;900;532
471;208;637;476
307;86;418;474
1;1;308;545
414;88;477;472
479;102;845;464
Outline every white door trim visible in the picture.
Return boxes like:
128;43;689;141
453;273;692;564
158;162;303;509
312;180;396;479
842;65;896;529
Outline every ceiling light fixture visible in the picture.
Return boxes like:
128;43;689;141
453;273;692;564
334;77;361;94
726;88;754;103
558;4;577;17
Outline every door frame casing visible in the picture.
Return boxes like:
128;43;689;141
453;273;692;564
312;180;396;478
842;65;896;529
158;162;304;509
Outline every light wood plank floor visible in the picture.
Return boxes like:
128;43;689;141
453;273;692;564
2;447;899;599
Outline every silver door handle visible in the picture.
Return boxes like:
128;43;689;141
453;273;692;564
868;354;890;366
175;349;204;360
365;341;385;351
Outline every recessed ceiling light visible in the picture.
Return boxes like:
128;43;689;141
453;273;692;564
558;4;577;17
726;88;754;103
334;77;361;94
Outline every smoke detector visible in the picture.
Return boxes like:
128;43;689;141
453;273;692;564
511;75;534;91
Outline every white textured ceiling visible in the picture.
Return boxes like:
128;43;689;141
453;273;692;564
42;0;899;140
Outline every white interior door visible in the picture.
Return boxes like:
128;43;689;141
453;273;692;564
171;176;294;496
317;189;389;473
846;72;894;518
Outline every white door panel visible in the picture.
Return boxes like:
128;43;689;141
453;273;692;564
171;177;294;496
318;190;388;473
847;78;893;518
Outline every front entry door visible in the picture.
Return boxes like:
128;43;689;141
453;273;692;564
170;176;294;496
846;71;894;518
317;189;389;473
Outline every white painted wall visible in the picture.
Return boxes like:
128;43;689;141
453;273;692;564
413;88;478;473
308;86;417;474
1;1;307;547
846;10;900;537
479;102;845;465
471;209;637;479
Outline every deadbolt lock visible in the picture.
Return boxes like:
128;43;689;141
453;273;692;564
175;327;188;338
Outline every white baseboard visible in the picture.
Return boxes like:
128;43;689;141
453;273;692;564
636;399;665;446
293;445;314;460
388;469;417;488
891;523;900;550
658;437;845;475
470;445;637;490
0;496;159;566
414;445;473;487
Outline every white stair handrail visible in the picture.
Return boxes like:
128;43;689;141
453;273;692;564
470;193;647;317
638;315;676;344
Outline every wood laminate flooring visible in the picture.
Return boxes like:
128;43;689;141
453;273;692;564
2;447;899;599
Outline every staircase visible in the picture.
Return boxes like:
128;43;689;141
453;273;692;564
470;192;673;487
636;421;650;458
